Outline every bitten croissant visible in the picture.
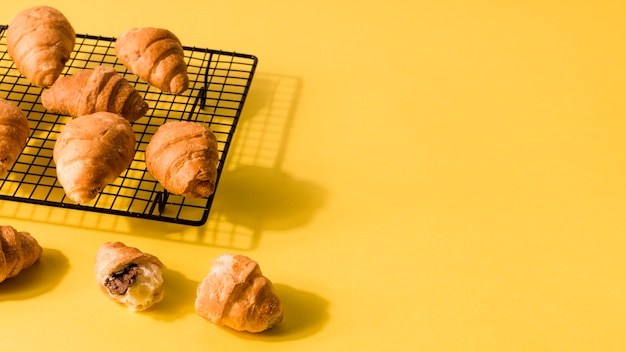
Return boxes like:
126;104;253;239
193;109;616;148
115;27;189;94
7;6;75;87
53;111;136;204
0;99;30;176
42;66;149;122
95;242;165;312
0;226;43;283
145;121;218;198
195;253;284;333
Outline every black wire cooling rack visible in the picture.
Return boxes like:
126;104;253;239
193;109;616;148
0;25;257;226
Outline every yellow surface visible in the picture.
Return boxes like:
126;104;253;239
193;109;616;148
2;1;626;351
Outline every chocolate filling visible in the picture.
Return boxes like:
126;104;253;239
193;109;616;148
105;263;139;295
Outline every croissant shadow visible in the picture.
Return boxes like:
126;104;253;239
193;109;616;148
223;283;329;341
0;248;69;301
208;165;327;245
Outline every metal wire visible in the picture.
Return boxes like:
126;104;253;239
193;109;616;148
0;25;258;226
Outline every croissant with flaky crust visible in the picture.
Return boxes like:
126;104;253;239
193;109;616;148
0;99;30;176
42;65;149;122
145;121;218;198
53;111;136;204
7;6;75;88
195;253;284;333
95;241;165;312
115;27;189;94
0;226;43;283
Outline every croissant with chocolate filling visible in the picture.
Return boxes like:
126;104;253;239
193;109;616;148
195;253;284;333
0;226;43;283
95;241;165;312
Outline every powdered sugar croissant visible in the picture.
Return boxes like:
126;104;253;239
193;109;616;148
195;253;284;333
0;226;43;283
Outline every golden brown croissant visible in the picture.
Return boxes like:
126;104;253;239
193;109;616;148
95;242;165;312
145;121;218;198
195;253;284;333
6;6;75;87
0;99;30;176
53;111;136;204
41;66;149;122
0;226;43;283
115;27;189;94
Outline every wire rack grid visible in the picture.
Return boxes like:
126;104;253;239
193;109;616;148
0;25;258;226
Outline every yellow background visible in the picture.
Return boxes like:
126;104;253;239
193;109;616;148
2;1;626;351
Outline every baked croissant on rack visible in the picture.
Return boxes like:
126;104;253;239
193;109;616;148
6;6;76;88
0;226;43;283
53;111;136;204
195;253;284;333
145;121;219;198
95;242;165;312
115;27;189;94
0;99;30;176
42;66;149;122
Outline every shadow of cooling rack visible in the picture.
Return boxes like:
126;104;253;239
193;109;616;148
200;73;326;250
0;25;257;226
123;73;317;250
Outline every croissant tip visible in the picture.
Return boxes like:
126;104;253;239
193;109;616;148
170;75;189;95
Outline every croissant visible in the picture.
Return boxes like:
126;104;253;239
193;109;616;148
95;242;165;312
195;253;284;333
0;226;43;283
41;66;149;122
0;99;30;176
145;121;218;198
53;111;136;204
115;27;189;94
6;6;75;87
